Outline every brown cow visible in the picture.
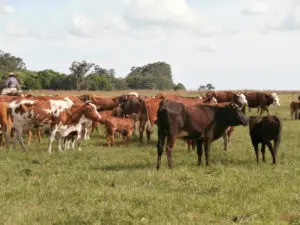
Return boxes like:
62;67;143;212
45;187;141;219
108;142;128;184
82;95;128;110
138;97;162;143
104;114;138;146
0;102;13;147
290;101;300;120
156;100;249;169
138;95;218;144
243;91;280;115
249;116;281;164
156;94;217;105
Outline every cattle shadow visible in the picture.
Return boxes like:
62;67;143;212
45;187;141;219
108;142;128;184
92;162;154;172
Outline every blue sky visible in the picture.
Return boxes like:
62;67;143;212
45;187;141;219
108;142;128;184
0;0;300;90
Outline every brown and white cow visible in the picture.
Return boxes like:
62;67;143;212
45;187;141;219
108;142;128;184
243;91;280;115
205;91;248;108
8;98;101;152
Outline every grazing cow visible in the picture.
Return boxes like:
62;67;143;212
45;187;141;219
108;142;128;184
205;91;248;108
243;91;280;115
156;100;249;169
290;101;300;120
8;99;102;152
249;116;281;164
104;114;138;146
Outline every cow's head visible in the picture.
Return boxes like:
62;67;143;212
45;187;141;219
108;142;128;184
117;95;129;103
234;93;248;108
222;103;249;126
83;103;102;122
271;93;280;107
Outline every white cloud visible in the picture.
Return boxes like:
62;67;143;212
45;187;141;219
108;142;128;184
199;44;217;53
242;1;268;15
266;1;300;31
0;4;14;13
123;0;222;37
5;22;65;40
69;13;128;38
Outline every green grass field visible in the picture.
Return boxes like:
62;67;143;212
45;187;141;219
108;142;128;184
1;91;300;225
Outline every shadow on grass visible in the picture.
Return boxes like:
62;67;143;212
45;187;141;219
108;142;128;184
92;162;154;171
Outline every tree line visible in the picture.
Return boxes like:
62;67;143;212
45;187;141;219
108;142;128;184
0;50;189;91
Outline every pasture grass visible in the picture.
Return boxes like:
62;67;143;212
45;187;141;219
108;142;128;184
1;91;300;224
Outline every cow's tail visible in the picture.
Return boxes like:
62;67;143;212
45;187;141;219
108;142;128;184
275;117;283;160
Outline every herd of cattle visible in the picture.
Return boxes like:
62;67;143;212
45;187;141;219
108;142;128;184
0;90;287;169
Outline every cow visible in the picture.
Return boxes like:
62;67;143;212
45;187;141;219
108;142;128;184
249;116;281;164
156;94;217;105
103;114;138;146
156;100;249;169
290;101;300;120
205;91;248;108
0;102;13;147
8;98;102;152
243;91;280;115
138;97;162;143
82;95;128;111
138;95;218;144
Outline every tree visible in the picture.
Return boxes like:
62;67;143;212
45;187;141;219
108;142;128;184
0;50;26;74
69;60;94;90
206;83;215;90
173;83;186;90
125;61;175;90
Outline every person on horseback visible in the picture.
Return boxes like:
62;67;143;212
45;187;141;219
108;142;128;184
1;72;21;95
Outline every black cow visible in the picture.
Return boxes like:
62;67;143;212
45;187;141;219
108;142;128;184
156;100;249;169
249;116;281;164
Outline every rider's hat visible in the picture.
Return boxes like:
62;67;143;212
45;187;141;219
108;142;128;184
9;72;16;76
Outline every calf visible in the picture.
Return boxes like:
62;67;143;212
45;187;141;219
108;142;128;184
249;116;281;164
104;114;138;146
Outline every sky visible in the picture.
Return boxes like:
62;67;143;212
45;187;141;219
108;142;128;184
1;0;300;90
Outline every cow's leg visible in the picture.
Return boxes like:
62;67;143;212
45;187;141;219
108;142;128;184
57;137;63;152
156;127;166;170
223;132;228;151
261;143;266;162
204;139;212;166
15;127;26;151
72;138;76;150
146;122;153;144
252;140;259;162
196;139;203;166
5;124;11;148
266;141;276;164
139;119;146;143
166;134;176;169
48;128;57;153
27;130;32;146
146;130;151;144
37;128;42;143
